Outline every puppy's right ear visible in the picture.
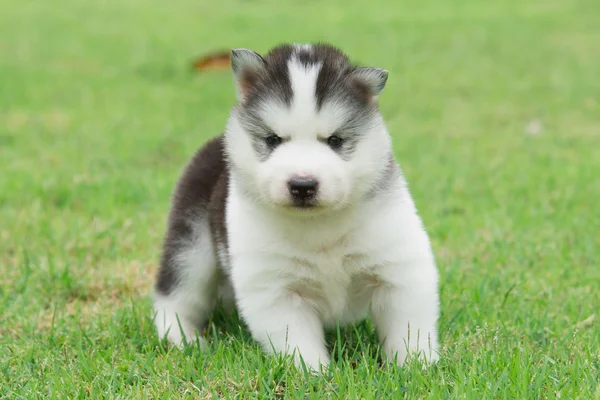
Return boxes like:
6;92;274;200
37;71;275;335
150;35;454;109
231;48;266;102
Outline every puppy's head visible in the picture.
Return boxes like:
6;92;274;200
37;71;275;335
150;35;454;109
225;43;393;213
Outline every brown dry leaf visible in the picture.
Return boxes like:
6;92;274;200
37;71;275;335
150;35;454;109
191;50;231;72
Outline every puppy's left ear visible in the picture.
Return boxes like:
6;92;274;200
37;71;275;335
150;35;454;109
231;48;266;102
351;67;389;101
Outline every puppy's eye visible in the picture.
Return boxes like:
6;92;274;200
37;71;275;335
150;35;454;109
265;134;282;148
327;135;343;149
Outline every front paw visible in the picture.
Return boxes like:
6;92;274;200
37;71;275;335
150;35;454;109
155;316;204;349
165;326;205;349
383;337;439;367
292;350;330;373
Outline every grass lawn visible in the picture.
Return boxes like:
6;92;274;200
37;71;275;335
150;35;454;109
1;0;599;398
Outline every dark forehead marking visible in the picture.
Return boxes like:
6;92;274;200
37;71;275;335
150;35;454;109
244;45;295;109
295;44;349;67
243;43;371;114
300;44;372;110
294;44;358;110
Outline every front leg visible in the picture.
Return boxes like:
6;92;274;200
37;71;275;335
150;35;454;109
371;260;440;366
231;256;330;371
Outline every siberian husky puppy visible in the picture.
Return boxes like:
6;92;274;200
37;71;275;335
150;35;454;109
153;43;440;370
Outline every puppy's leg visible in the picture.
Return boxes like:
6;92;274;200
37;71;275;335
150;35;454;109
232;257;329;371
371;259;440;366
153;219;218;348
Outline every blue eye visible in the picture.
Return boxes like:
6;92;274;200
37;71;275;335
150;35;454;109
265;134;282;147
327;135;343;149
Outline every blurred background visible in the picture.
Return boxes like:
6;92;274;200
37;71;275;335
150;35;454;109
1;0;598;397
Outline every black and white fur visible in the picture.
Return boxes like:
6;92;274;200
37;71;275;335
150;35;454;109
153;43;440;370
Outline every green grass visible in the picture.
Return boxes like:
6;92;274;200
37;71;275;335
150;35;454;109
1;0;599;398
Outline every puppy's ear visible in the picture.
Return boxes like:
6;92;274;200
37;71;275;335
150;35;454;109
351;67;389;101
231;48;266;102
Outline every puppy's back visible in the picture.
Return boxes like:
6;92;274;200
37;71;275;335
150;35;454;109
156;135;226;295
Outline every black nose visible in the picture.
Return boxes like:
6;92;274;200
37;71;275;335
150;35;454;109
288;177;318;200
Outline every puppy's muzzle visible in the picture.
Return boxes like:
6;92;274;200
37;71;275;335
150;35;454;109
288;177;318;203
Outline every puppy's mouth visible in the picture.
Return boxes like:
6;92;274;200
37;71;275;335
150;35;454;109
275;196;322;212
289;199;319;210
278;198;346;216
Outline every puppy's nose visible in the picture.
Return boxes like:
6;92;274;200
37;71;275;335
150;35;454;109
288;177;318;200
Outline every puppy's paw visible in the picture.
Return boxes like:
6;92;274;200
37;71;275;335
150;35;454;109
166;325;205;350
155;314;205;349
384;341;439;369
294;351;330;374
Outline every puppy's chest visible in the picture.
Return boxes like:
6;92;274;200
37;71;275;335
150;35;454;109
289;240;379;324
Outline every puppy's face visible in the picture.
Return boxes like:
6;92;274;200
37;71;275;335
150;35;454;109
225;44;393;213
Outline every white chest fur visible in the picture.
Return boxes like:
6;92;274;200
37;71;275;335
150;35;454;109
279;235;381;328
225;181;406;327
223;178;440;370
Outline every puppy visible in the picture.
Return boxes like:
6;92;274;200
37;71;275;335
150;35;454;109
153;43;440;370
